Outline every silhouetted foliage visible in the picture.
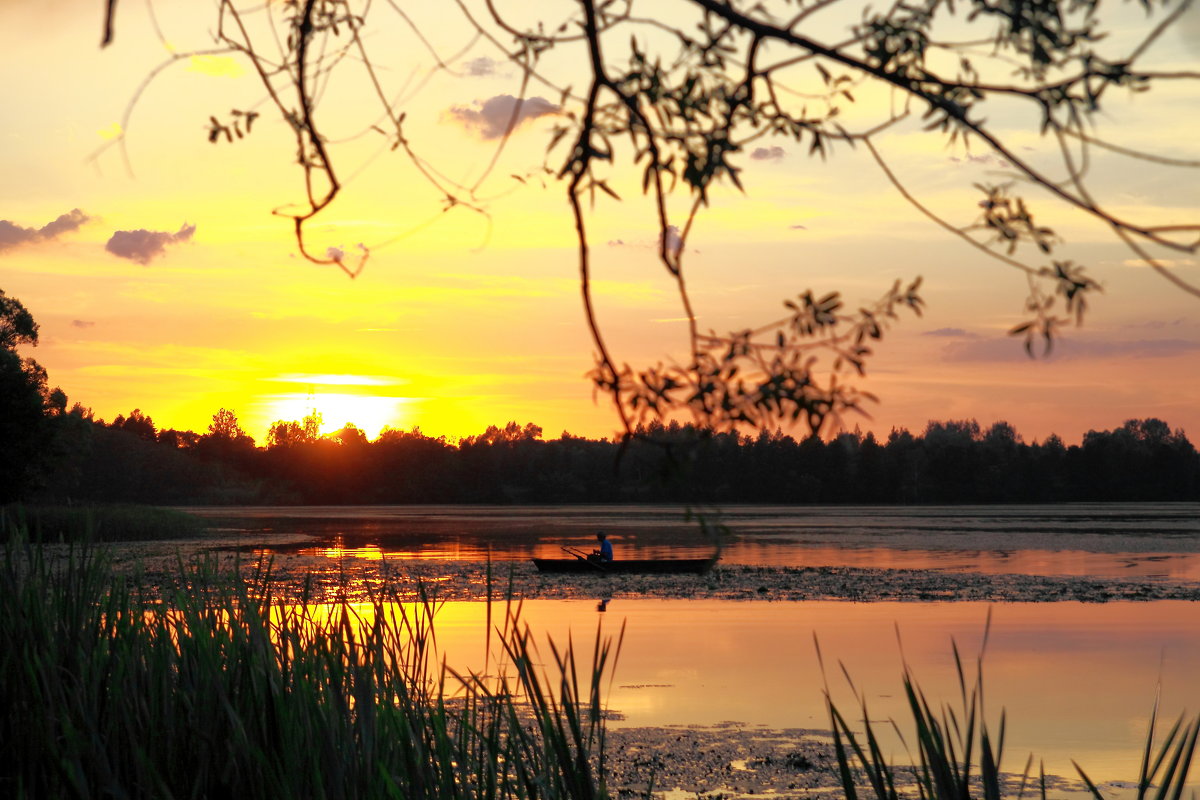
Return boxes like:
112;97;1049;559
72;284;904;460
25;408;1200;506
0;289;73;503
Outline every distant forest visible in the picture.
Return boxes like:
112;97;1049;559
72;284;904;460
15;408;1200;506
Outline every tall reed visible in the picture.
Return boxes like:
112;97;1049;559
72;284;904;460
0;536;617;799
823;618;1199;800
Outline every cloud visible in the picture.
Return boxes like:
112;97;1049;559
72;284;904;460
949;153;1010;168
789;223;807;230
923;327;978;338
462;56;500;76
606;227;696;256
750;146;785;161
1124;318;1188;330
446;94;559;139
0;208;91;252
105;222;196;264
942;336;1200;362
71;319;95;329
658;225;683;258
1122;258;1197;268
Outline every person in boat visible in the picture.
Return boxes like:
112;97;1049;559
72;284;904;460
589;531;614;563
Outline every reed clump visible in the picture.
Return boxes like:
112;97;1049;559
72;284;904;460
824;621;1199;800
1;503;207;543
0;537;615;800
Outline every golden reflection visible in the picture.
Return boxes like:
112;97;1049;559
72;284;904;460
301;534;385;561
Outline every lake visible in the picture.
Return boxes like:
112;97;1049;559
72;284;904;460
184;502;1200;788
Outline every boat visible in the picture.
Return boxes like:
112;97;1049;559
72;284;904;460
530;557;715;574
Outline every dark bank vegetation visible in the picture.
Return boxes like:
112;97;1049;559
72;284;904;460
0;535;616;800
2;504;206;543
17;406;1200;506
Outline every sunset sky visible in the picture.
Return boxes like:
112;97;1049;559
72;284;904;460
2;0;1198;446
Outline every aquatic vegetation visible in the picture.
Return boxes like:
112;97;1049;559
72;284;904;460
0;536;617;799
1;502;206;543
824;619;1199;800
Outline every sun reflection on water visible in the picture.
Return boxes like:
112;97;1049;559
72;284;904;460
299;534;386;561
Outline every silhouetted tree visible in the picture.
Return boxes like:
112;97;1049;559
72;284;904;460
111;409;157;442
0;289;71;502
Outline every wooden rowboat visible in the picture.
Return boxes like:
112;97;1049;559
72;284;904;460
530;557;714;574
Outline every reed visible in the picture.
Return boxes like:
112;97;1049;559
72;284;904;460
0;536;617;800
823;618;1199;800
1;503;207;543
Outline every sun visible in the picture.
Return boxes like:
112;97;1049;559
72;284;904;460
265;391;412;441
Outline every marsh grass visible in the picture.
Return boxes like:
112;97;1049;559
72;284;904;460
1;503;207;543
0;535;617;799
823;616;1200;800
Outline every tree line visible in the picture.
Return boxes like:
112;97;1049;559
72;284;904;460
17;407;1200;506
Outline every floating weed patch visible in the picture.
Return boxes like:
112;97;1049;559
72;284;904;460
0;537;619;800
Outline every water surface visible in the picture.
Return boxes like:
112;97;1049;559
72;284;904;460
187;502;1200;580
354;597;1200;788
182;503;1200;787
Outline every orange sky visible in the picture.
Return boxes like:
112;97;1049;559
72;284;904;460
2;1;1198;445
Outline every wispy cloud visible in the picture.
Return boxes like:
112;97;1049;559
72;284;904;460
942;336;1200;362
105;223;196;264
445;95;559;139
923;327;979;338
1122;258;1197;268
1124;318;1189;330
606;225;693;255
71;319;95;329
0;208;90;252
949;153;1010;168
461;56;500;76
750;146;786;161
265;373;407;387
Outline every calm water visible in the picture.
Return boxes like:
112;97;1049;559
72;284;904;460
189;502;1200;580
183;503;1200;787
415;598;1200;788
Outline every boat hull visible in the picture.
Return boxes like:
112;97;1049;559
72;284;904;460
531;557;714;574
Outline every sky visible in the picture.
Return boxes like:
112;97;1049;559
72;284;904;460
2;0;1198;446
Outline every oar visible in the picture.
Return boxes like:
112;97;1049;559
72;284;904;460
561;545;608;570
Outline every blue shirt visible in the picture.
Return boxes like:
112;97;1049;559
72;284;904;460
598;538;613;561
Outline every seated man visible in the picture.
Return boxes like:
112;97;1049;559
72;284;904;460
589;531;614;563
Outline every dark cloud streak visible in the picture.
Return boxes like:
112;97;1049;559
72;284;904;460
942;336;1200;362
923;327;978;338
